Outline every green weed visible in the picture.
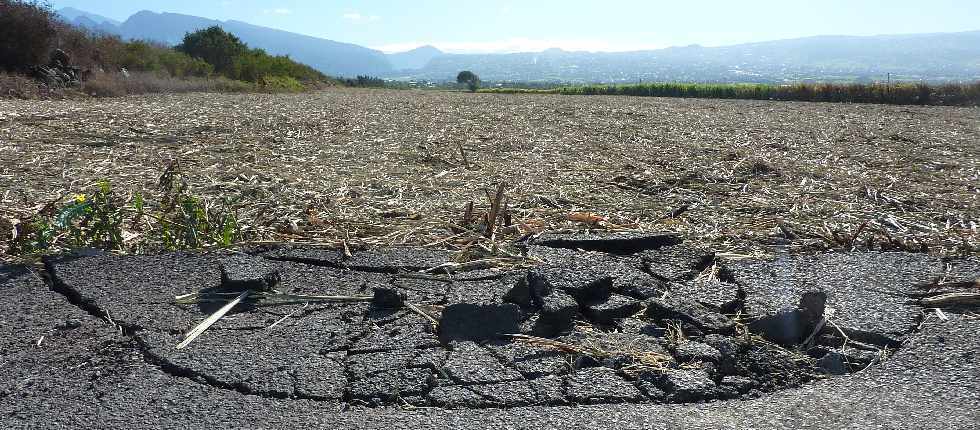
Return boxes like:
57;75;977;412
10;162;239;256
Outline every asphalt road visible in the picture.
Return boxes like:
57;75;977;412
2;235;977;429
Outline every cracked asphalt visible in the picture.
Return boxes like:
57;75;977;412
2;233;978;429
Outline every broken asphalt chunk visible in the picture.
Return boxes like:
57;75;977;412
525;267;612;306
585;294;644;325
533;291;580;337
639;369;718;403
640;244;714;281
438;303;521;343
219;255;281;292
645;296;735;334
370;287;407;309
532;232;681;255
565;367;645;404
748;291;826;346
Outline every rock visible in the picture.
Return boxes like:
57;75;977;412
219;256;280;292
816;351;848;375
438;303;521;343
585;294;644;325
674;341;722;364
646;296;735;334
371;287;407;309
748;291;827;346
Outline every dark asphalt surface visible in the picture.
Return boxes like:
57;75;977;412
2;239;978;429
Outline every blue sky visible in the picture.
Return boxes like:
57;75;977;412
52;0;980;53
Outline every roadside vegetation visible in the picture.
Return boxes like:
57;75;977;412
8;161;240;257
0;0;334;98
479;81;980;106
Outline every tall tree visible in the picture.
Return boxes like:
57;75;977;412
456;70;480;92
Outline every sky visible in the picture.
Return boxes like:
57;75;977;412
50;0;980;54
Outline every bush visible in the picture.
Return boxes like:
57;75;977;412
0;0;58;72
259;75;304;92
82;70;252;97
176;27;329;84
546;81;980;106
1;3;332;97
346;75;386;87
176;26;247;76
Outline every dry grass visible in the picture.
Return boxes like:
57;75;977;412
1;88;978;262
0;72;78;100
81;71;254;98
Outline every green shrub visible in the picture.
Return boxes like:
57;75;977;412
176;26;247;76
176;28;327;84
542;81;980;106
260;75;304;92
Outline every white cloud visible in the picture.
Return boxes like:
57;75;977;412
263;8;293;15
342;12;380;22
374;38;665;54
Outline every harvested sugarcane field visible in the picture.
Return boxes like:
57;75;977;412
2;89;978;258
2;89;979;429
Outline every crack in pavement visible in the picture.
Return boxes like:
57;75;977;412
40;258;340;403
22;237;977;413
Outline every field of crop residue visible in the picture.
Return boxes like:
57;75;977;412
1;88;978;261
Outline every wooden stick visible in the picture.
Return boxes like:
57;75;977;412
177;290;249;349
921;292;980;308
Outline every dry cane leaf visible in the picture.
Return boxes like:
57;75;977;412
567;212;606;225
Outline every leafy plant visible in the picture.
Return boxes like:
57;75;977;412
10;163;239;256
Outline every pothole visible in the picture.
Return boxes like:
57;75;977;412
39;233;980;409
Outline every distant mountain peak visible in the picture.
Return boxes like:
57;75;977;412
388;45;445;71
57;7;122;26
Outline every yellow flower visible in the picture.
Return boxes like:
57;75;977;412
75;194;86;204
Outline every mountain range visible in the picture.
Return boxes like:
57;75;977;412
58;9;392;77
58;8;980;82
